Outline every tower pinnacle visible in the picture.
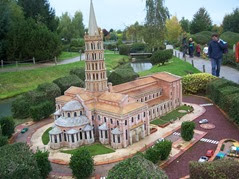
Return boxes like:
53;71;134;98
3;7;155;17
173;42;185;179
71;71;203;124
88;0;99;36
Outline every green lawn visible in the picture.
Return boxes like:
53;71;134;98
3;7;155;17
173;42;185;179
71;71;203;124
61;143;115;156
150;105;193;126
58;52;81;61
139;57;200;77
0;53;127;100
42;127;52;145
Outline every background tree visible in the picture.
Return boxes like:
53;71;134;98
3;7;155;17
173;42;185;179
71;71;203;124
223;8;239;33
181;121;195;141
0;116;15;138
71;11;85;38
190;7;212;34
144;0;170;50
125;22;144;42
57;12;73;43
69;148;94;179
34;150;52;179
212;24;223;35
108;155;168;179
180;17;190;33
166;16;182;44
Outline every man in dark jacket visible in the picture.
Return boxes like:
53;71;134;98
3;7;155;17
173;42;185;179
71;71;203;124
208;33;226;77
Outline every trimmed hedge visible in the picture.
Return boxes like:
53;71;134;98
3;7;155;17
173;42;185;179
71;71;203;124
220;31;239;49
37;83;61;101
12;95;31;119
182;73;217;94
53;75;84;95
150;49;173;65
192;31;213;45
189;159;239;179
24;90;48;106
69;67;86;81
181;121;195;141
119;44;130;55
30;101;55;121
0;116;15;138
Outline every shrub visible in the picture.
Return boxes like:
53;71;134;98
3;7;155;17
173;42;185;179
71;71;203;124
150;49;173;65
192;31;213;45
130;43;147;53
107;155;168;179
0;136;8;147
34;150;52;179
0;116;15;138
220;31;239;48
119;44;130;55
107;43;117;51
12;95;31;119
30;101;55;121
37;83;61;101
155;140;172;160
182;73;217;94
69;67;86;81
25;90;48;106
69;148;94;179
0;143;41;179
189;159;239;179
181;121;195;141
144;147;160;164
108;67;139;85
53;75;84;95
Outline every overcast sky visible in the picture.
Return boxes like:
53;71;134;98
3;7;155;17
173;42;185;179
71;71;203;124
49;0;239;30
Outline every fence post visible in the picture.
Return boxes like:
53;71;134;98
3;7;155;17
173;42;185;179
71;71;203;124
54;56;57;65
203;65;205;73
33;57;35;64
1;60;3;69
174;51;177;56
191;60;194;67
178;52;181;59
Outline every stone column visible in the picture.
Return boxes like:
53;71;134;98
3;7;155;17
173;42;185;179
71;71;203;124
91;130;94;142
87;131;90;143
135;129;139;142
141;126;145;139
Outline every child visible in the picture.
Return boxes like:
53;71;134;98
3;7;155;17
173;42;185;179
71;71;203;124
196;44;201;57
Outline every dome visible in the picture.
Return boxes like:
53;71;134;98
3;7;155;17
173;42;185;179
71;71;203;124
62;100;83;112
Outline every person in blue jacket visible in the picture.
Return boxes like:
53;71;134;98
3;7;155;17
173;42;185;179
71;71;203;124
208;33;226;77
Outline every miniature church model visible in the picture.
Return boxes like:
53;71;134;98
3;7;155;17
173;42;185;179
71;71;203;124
49;0;182;150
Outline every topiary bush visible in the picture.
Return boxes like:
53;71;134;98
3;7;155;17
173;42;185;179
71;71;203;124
53;75;84;95
155;140;172;160
220;31;239;49
150;49;173;65
34;150;52;179
182;73;217;94
69;67;86;81
0;143;41;179
189;159;239;179
69;148;94;179
119;44;130;55
192;31;213;45
181;121;195;141
0;116;15;138
24;90;48;106
37;83;61;102
107;155;168;179
12;95;31;119
144;147;160;164
30;101;55;121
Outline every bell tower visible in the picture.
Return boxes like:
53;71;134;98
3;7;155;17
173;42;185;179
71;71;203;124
84;0;108;92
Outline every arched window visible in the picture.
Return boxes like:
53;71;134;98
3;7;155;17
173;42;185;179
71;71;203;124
91;43;93;50
68;113;70;117
125;120;127;125
131;117;134;123
138;114;140;120
126;130;128;140
74;112;77;117
117;121;119;126
110;119;113;124
104;117;107;123
80;111;82;115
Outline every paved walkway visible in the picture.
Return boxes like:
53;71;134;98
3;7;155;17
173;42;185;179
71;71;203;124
173;49;239;84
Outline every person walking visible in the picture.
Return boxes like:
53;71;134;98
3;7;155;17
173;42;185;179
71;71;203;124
208;33;226;77
182;34;188;58
188;38;194;58
196;44;201;57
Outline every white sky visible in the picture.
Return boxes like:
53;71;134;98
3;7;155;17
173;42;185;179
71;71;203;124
49;0;239;30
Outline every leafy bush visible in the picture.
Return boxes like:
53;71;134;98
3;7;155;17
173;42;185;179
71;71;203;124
107;155;168;179
182;73;217;94
0;143;41;179
12;95;31;119
130;43;147;53
37;83;61;101
108;66;139;85
192;31;213;45
53;75;84;94
119;44;130;55
0;136;8;147
30;101;55;121
34;150;52;179
107;43;117;51
155;140;172;160
181;121;195;141
150;49;173;65
222;51;237;68
144;147;160;164
0;116;15;138
189;159;239;179
25;90;48;106
69;67;86;81
69;148;94;179
220;31;239;48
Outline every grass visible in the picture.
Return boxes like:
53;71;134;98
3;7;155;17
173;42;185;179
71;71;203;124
61;143;115;156
0;52;128;100
150;105;193;126
58;52;81;61
139;57;201;77
42;127;52;145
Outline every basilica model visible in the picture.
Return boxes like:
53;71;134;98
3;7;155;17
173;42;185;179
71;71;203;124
49;0;182;150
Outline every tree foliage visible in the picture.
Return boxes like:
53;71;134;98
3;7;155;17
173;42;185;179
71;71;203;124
30;101;55;121
69;148;94;179
0;116;15;138
223;8;239;33
37;82;61;101
180;17;190;33
0;143;41;179
34;150;52;179
190;8;212;34
108;155;168;179
166;16;182;44
0;135;8;147
181;121;195;141
150;49;173;65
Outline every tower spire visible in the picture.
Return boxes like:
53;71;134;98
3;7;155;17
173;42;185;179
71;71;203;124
88;0;99;36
